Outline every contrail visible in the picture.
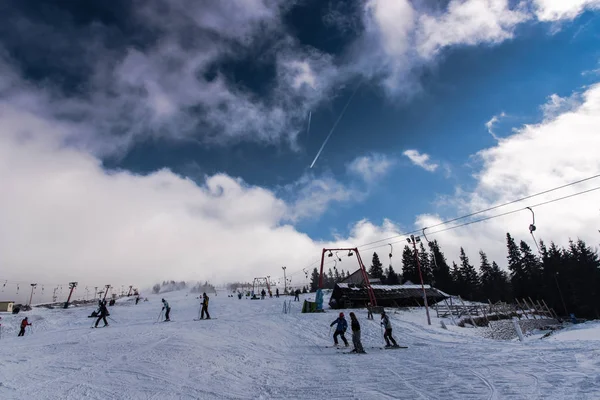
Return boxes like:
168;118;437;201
306;111;312;138
310;81;362;169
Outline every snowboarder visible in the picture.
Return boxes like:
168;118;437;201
200;293;211;319
294;289;300;301
161;298;171;321
330;312;349;347
349;312;365;353
275;288;279;298
261;289;266;299
381;311;398;347
18;317;32;336
95;300;109;328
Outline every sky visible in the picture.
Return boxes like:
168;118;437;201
1;0;600;299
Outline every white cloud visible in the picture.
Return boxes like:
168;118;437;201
0;102;363;291
0;0;345;157
541;93;582;119
403;150;439;172
284;173;361;222
533;0;600;22
485;111;506;141
346;153;394;182
416;0;529;59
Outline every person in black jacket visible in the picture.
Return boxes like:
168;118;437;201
200;293;211;319
349;312;365;353
95;300;109;328
330;312;349;347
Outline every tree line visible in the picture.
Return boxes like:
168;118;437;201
310;233;600;319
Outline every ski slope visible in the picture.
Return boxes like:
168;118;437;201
1;290;600;399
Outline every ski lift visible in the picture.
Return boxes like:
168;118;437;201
388;243;393;267
526;207;536;233
327;251;333;258
2;280;6;292
16;284;19;294
347;250;354;257
335;252;342;262
526;206;542;253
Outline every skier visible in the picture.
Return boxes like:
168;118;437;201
135;295;140;305
349;312;365;353
95;300;109;328
200;293;211;319
275;288;279;298
294;289;300;301
260;289;266;300
18;317;32;336
161;298;171;321
381;310;399;347
330;312;349;347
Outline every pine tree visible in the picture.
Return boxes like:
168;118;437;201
540;241;567;315
506;233;526;299
519;240;543;300
459;248;479;300
429;240;453;293
334;267;341;283
369;252;385;281
451;261;462;295
327;268;335;289
479;250;494;299
564;239;600;318
386;265;400;285
402;245;419;284
479;251;509;302
309;268;320;292
418;242;433;284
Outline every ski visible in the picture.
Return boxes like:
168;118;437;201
193;318;217;321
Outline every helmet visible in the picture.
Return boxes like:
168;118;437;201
339;312;344;317
161;298;165;302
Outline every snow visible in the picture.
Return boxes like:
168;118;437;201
1;291;600;399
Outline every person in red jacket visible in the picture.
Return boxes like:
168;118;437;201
18;317;31;337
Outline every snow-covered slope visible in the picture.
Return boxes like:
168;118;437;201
1;291;599;399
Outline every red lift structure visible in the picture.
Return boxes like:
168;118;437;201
318;247;377;307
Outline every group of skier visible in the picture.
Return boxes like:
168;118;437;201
159;292;211;322
330;310;400;353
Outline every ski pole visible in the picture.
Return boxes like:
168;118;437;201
155;309;163;323
107;316;117;324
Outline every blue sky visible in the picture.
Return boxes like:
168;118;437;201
1;0;600;289
103;4;600;238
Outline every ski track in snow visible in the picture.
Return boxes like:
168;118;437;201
1;292;600;399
